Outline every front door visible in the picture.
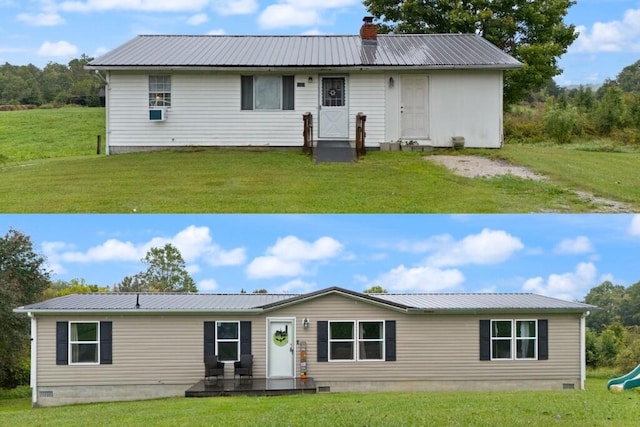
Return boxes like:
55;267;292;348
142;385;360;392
267;318;295;378
319;76;349;139
401;75;429;139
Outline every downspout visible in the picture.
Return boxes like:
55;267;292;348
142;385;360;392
105;71;111;155
580;312;588;390
28;313;37;406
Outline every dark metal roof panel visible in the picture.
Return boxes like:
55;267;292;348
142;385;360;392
87;34;521;69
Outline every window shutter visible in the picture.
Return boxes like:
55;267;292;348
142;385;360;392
56;321;68;365
479;320;491;361
241;76;253;110
240;321;252;355
204;321;216;357
385;320;396;361
100;321;113;365
538;319;549;360
282;76;295;110
317;321;328;362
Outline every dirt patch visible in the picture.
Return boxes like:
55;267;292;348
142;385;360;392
426;155;631;212
427;155;545;180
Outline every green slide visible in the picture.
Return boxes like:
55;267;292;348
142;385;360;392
607;363;640;391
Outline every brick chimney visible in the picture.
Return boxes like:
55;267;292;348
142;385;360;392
360;16;377;43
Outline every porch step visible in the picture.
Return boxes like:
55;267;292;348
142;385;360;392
185;378;317;397
315;140;355;163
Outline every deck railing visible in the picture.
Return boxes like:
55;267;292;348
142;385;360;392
355;113;367;158
302;112;313;155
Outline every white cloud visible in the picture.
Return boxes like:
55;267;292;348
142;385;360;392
257;0;360;29
628;214;640;237
206;28;226;35
186;13;208;26
374;264;465;292
60;0;210;12
212;0;258;15
572;8;640;53
246;235;343;279
17;12;65;26
272;278;317;294
554;236;594;254
426;229;524;268
198;278;218;292
37;40;78;57
522;262;597;301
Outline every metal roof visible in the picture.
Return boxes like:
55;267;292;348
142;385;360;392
15;288;593;314
86;34;522;70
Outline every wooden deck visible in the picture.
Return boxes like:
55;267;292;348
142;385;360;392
185;377;317;397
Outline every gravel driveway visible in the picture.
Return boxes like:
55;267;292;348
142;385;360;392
426;155;631;212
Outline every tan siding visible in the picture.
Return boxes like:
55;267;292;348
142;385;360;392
35;293;582;388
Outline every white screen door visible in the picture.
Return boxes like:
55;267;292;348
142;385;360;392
401;75;429;139
319;76;348;139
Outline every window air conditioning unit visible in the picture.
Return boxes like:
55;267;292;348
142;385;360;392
149;109;165;121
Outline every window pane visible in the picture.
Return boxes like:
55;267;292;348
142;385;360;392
516;321;536;338
255;75;281;109
72;323;97;341
217;322;238;339
149;75;171;107
330;342;354;360
359;341;383;360
72;343;98;363
492;339;512;359
217;342;238;361
517;339;536;359
330;322;354;339
492;321;512;338
322;78;345;107
359;322;383;339
241;75;253;110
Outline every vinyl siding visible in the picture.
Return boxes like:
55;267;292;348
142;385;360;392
35;293;582;387
348;73;385;145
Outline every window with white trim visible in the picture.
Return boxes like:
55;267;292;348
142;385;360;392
69;321;99;364
241;75;294;110
329;321;385;361
358;321;384;361
149;75;171;107
491;319;537;360
216;321;240;362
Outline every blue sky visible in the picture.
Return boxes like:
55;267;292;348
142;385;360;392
2;214;640;302
1;0;639;85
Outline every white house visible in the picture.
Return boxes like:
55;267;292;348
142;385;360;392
86;18;522;155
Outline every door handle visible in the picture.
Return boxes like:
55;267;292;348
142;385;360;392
290;345;294;353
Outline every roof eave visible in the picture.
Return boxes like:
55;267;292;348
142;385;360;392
14;308;264;316
84;64;522;72
406;308;592;315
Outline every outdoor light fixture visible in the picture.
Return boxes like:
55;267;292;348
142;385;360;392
388;76;394;88
303;318;310;329
308;76;313;83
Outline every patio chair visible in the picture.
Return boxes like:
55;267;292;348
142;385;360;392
234;354;253;380
204;355;225;381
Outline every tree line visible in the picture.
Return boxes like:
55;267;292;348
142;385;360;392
0;55;103;107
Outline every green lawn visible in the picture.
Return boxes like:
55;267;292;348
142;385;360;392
1;107;639;213
1;379;638;426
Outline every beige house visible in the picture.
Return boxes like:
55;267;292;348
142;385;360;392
85;18;522;154
15;287;593;407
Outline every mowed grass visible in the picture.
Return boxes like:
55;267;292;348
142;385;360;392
1;107;639;212
1;379;638;426
0;107;104;163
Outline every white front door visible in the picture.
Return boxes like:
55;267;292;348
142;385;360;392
267;318;295;378
319;76;349;139
401;75;429;139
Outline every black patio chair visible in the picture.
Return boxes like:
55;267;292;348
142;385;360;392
234;354;253;380
204;355;225;381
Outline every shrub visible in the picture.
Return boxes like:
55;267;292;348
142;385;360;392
543;103;580;144
503;107;544;143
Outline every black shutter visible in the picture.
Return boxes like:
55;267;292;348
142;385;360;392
204;321;216;357
538;319;549;360
241;76;253;110
100;321;112;365
317;321;328;362
240;321;252;355
385;320;396;361
282;76;295;110
56;321;68;365
479;320;491;361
